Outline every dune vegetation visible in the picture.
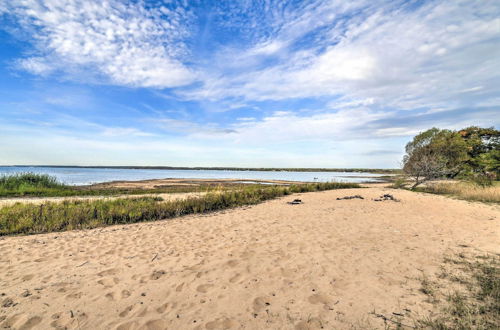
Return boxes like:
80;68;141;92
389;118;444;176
417;253;499;329
419;181;500;204
0;181;359;236
0;173;67;196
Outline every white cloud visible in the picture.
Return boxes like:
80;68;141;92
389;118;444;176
17;57;53;75
184;0;500;111
101;127;154;137
191;108;389;144
156;118;236;135
6;0;195;88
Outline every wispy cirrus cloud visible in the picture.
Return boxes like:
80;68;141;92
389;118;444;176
4;0;196;88
185;105;499;145
156;118;237;135
184;0;500;112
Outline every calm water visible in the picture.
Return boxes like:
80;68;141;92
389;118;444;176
0;166;385;185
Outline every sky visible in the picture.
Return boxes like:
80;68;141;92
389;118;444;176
0;0;499;168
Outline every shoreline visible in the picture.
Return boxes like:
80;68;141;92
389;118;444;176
1;165;401;174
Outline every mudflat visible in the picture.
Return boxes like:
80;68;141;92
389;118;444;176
0;187;498;329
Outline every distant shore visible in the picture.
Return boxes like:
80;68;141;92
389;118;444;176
2;165;401;174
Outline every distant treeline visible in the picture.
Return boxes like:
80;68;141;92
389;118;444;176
3;165;401;174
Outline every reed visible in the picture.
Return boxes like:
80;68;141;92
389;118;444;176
421;181;500;203
0;181;359;236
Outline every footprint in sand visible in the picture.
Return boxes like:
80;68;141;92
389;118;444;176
1;313;42;330
51;311;87;329
205;317;238;329
229;273;241;283
175;282;184;292
252;296;271;313
134;306;148;317
1;314;20;328
196;284;213;293
226;260;239;267
121;290;131;299
156;301;177;314
97;278;116;288
150;270;166;280
116;320;139;330
143;319;169;329
308;294;334;310
295;317;324;330
97;268;119;277
21;274;35;281
119;305;135;318
18;315;43;329
65;292;83;300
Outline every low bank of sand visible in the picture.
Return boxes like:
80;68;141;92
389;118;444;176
0;186;498;329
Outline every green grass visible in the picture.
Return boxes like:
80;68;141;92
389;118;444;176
0;181;359;236
0;173;67;196
417;253;499;329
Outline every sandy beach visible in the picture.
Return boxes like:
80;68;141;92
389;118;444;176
0;186;498;329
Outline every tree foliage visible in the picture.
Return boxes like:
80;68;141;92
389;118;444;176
402;126;499;188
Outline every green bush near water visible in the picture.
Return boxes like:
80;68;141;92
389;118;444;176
0;173;68;196
0;181;359;236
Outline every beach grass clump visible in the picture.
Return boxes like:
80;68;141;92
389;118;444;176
0;173;70;196
420;181;500;203
417;253;499;329
0;181;359;235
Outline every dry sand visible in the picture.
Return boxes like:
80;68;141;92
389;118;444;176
0;186;498;329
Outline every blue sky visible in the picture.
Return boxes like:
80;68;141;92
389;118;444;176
0;0;499;168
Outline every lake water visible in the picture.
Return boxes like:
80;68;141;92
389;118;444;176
0;166;386;185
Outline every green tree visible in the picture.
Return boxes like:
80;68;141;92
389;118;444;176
403;126;499;188
458;126;500;184
402;128;468;189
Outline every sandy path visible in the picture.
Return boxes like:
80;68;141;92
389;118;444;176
0;187;498;329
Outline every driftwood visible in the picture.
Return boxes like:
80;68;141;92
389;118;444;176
373;194;400;202
336;195;364;200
